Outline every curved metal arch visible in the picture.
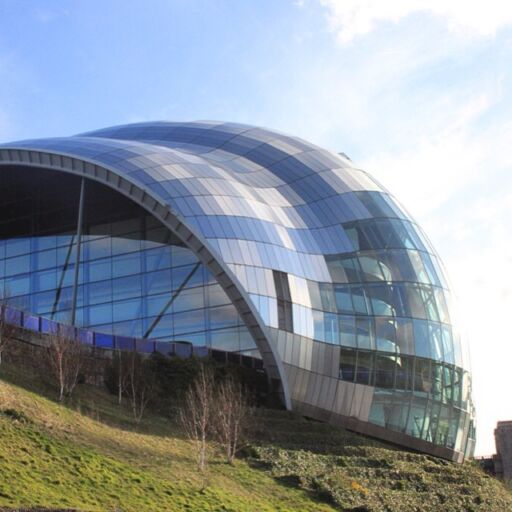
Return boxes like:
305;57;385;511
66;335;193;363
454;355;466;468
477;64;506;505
0;147;291;409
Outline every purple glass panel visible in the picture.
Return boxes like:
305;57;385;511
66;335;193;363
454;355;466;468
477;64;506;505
116;336;135;351
5;307;22;326
95;333;114;348
156;341;173;356
78;328;94;345
23;315;40;331
135;339;155;353
41;318;59;334
59;324;76;339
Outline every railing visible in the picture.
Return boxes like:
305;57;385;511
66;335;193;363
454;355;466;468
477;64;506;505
1;304;264;369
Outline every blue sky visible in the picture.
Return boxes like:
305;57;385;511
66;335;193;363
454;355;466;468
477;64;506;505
1;0;511;456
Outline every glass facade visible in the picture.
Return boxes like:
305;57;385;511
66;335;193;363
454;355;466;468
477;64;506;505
0;120;475;460
0;168;256;354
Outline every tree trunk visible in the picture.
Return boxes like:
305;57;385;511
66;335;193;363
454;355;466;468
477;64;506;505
59;357;65;401
117;354;123;405
200;433;206;472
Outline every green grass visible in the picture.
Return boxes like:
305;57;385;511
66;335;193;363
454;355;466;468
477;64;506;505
0;364;333;512
0;363;510;511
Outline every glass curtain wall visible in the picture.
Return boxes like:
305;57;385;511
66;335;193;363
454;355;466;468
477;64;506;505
248;188;475;454
0;166;256;354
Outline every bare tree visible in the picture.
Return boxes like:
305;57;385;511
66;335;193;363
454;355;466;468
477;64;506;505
0;304;15;368
111;349;130;406
179;363;214;472
117;350;125;406
213;377;249;465
124;350;156;423
46;327;86;401
0;288;15;368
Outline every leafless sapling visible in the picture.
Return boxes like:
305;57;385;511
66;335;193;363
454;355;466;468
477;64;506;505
213;376;250;465
0;304;15;368
124;350;156;423
179;363;215;472
46;326;86;402
112;349;131;406
0;288;16;368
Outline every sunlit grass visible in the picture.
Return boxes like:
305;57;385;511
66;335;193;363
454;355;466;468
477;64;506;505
0;363;510;511
0;364;333;511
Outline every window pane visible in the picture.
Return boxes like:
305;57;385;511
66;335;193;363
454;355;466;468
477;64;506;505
87;280;112;305
339;315;357;348
112;253;141;277
88;258;111;282
209;304;239;329
356;351;374;385
374;354;396;388
429;322;443;361
413;319;430;358
375;317;396;352
113;274;141;301
351;287;370;314
113;298;142;322
340;348;356;381
88;303;113;325
174;309;206;335
359;255;385;281
395;355;413;390
335;286;353;313
173;287;204;312
211;327;240;352
356;317;374;349
406;399;427;438
414;358;431;397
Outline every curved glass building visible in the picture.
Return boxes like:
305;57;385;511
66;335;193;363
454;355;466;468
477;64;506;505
0;121;475;461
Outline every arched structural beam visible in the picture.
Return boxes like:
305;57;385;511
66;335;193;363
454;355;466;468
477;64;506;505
0;147;291;409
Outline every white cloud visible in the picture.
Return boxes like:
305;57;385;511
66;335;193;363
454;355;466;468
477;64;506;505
360;93;496;216
320;0;512;43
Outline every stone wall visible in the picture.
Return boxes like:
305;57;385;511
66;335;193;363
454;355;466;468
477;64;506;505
495;421;512;481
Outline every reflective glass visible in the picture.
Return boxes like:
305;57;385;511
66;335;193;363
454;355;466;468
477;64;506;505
413;319;430;358
406;399;426;438
374;354;396;388
356;350;374;385
339;315;357;348
356;317;374;349
340;348;356;381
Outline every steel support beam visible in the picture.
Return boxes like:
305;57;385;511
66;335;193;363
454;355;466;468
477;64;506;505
70;178;85;325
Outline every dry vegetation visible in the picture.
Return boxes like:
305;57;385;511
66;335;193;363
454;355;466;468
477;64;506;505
46;328;86;402
180;364;250;471
0;305;15;368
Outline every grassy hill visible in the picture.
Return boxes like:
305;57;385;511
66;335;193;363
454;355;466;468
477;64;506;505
0;363;510;512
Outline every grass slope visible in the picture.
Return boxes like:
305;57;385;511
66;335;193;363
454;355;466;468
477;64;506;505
0;363;510;512
251;414;512;511
0;365;333;512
